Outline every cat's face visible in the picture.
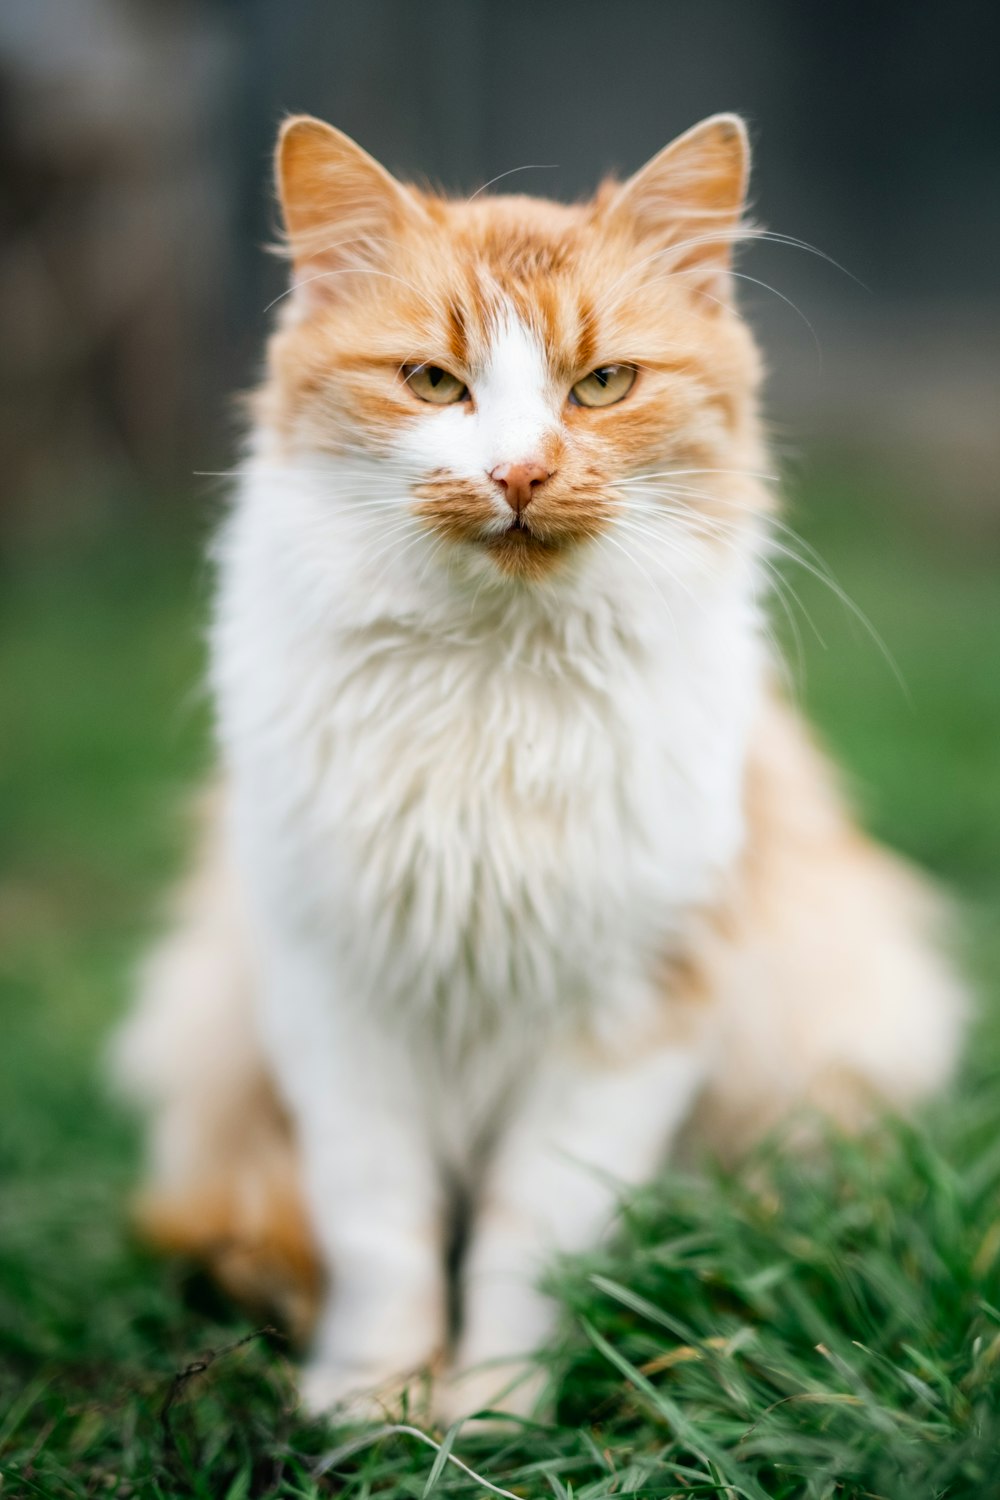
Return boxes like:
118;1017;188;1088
265;115;766;586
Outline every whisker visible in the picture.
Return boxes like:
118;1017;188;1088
624;467;779;484
264;262;440;321
739;227;867;292
762;539;907;698
613;510;708;569
598;532;679;639
598;221;844;304
415;533;449;588
354;516;424;569
623;484;835;580
622;495;809;674
611;520;705;611
759;558;810;685
672;267;823;362
355;530;433;593
467;163;558;203
625;486;906;695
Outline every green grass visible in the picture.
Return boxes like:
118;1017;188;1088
1;474;999;1499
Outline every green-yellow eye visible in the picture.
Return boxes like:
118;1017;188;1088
404;364;468;405
569;364;636;408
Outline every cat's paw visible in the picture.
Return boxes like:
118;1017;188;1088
434;1360;549;1432
300;1360;433;1426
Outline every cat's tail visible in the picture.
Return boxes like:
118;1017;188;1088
109;786;321;1337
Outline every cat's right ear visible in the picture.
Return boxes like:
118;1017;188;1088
275;117;425;307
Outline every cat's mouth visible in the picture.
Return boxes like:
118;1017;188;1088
502;513;543;539
491;514;561;549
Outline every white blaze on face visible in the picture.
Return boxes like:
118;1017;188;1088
395;309;560;522
476;312;558;469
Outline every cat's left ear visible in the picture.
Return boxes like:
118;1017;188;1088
606;114;750;299
276;116;427;307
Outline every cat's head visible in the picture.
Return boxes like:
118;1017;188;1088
263;113;767;588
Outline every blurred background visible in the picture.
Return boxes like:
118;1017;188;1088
1;4;999;1485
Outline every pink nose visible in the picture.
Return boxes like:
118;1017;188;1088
489;460;553;516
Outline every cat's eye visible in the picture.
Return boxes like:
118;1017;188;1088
403;364;469;405
569;364;636;409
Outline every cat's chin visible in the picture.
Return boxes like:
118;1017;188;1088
478;524;578;580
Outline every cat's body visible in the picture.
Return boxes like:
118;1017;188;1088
115;115;965;1422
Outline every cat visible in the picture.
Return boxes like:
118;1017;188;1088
113;112;966;1425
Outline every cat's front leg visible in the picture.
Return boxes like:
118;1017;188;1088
441;1002;708;1424
257;938;447;1421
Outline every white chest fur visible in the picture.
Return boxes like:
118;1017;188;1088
212;458;764;1049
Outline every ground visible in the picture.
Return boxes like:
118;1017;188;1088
1;464;999;1498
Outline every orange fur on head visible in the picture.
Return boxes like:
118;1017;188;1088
259;113;768;582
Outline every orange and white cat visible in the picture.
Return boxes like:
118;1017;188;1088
114;114;965;1423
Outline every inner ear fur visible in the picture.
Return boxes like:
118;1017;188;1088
276;115;426;299
605;114;750;289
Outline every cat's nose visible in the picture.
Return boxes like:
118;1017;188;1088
490;461;553;516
